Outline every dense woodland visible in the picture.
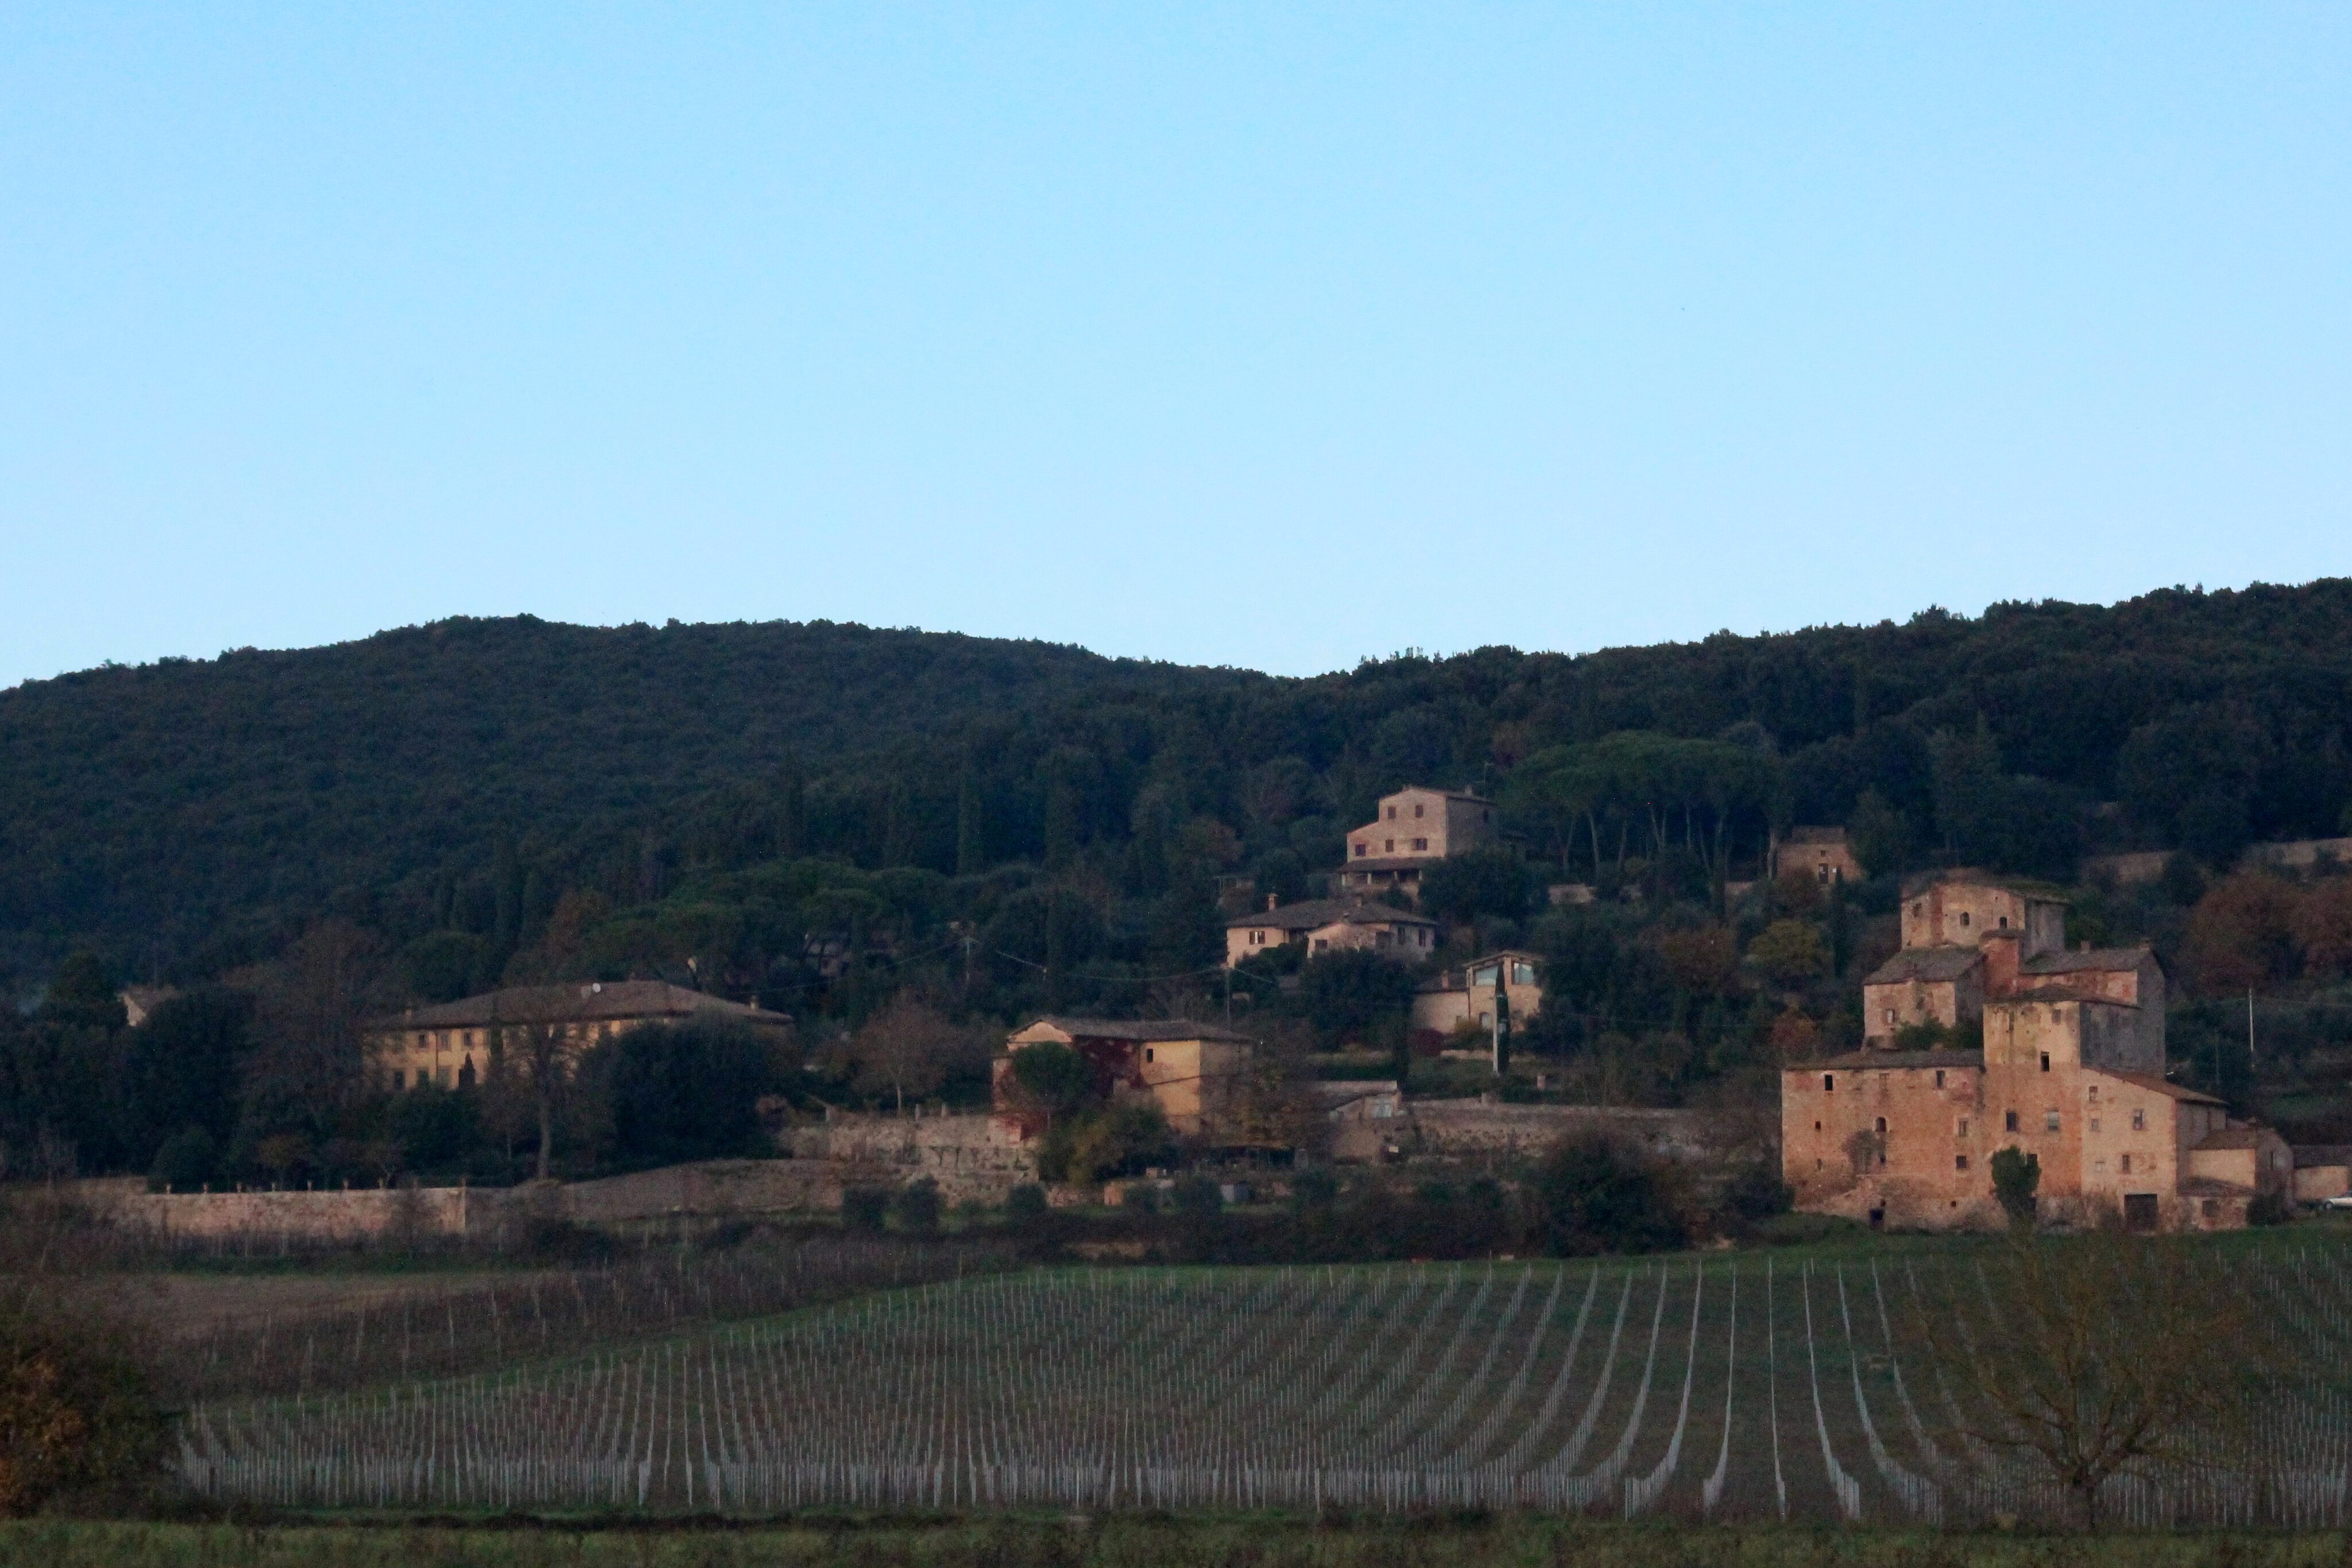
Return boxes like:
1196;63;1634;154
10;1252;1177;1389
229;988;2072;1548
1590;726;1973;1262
5;581;2352;1187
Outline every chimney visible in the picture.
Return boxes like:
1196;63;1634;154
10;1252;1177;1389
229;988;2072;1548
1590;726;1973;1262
1266;893;1278;911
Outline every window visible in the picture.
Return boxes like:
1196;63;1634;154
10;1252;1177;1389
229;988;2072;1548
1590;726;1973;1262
2090;1117;2101;1134
1875;1117;1887;1133
389;1069;405;1090
2045;1110;2060;1133
1353;843;1367;858
1414;804;1424;818
2202;1198;2219;1219
1384;838;1395;852
1935;1070;1945;1087
1960;911;1971;928
1912;902;1924;917
1998;916;2009;928
2087;1085;2098;1102
1513;962;1536;984
1814;1121;1822;1132
2093;1157;2106;1173
1412;838;1428;851
1957;1118;1969;1136
2040;1051;2051;1071
1472;965;1499;988
1884;1009;1896;1024
1144;1048;1155;1063
1418;928;1431;946
2005;1110;2020;1132
1824;1074;1835;1092
2132;1108;2146;1132
1386;806;1396;820
2120;1153;2133;1174
1955;1155;1970;1171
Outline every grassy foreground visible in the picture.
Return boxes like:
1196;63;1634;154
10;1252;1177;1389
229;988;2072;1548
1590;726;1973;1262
5;1517;2350;1568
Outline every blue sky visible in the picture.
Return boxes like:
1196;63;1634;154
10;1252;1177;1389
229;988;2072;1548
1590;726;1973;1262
5;5;2351;688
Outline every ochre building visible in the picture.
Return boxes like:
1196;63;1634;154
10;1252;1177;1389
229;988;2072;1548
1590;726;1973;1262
1786;870;2288;1232
370;980;790;1090
1336;786;1497;901
994;1017;1256;1142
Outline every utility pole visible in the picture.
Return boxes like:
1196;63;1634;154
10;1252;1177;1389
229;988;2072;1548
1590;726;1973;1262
1491;959;1511;1079
2249;989;2257;1074
1224;964;1233;1031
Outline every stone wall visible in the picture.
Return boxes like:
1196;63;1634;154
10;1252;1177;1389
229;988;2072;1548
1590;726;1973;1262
1403;1099;1720;1161
783;1112;1038;1204
94;1184;477;1240
552;1160;837;1224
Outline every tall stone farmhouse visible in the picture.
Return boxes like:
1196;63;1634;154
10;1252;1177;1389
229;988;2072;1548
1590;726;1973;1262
1336;785;1498;901
1784;870;2291;1231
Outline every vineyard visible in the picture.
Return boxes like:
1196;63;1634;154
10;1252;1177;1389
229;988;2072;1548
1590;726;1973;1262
177;1253;2352;1528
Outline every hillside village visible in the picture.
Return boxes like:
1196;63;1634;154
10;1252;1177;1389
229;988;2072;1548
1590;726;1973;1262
67;777;2352;1244
12;594;2352;1246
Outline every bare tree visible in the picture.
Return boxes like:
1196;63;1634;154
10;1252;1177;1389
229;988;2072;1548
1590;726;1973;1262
847;993;980;1114
241;920;388;1112
1900;1229;2274;1529
512;1016;574;1182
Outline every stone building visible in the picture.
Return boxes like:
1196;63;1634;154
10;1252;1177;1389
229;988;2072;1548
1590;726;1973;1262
1337;787;1498;900
1774;826;1863;885
994;1017;1256;1141
1224;896;1438;967
370;980;790;1090
1788;869;2284;1232
1861;870;2164;1055
1410;950;1543;1039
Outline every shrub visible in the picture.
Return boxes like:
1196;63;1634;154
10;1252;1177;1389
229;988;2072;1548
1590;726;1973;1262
1004;1183;1049;1224
1531;1135;1685;1256
1169;1176;1224;1221
1991;1146;2041;1229
0;1295;163;1515
841;1187;890;1233
2249;1190;2294;1226
146;1126;218;1193
892;1178;942;1234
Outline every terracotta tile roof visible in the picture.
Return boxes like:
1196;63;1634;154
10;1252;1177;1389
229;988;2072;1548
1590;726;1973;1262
1995;985;2139;1008
374;981;783;1031
2192;1127;2272;1151
1899;868;2071;901
1863;947;1983;985
1016;1016;1256;1044
2100;1070;2225;1105
2021;946;2155;975
1226;897;1434;931
1793;1049;1984;1071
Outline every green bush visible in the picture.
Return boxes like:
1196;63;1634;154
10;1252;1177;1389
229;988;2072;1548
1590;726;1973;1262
1531;1135;1685;1256
892;1178;942;1234
840;1187;890;1233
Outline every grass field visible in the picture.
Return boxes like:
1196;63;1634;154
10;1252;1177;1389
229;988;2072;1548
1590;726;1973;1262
10;1515;2352;1568
173;1234;2352;1530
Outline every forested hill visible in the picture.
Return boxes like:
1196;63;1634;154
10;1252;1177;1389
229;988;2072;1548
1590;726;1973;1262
6;580;2352;983
0;618;1266;973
